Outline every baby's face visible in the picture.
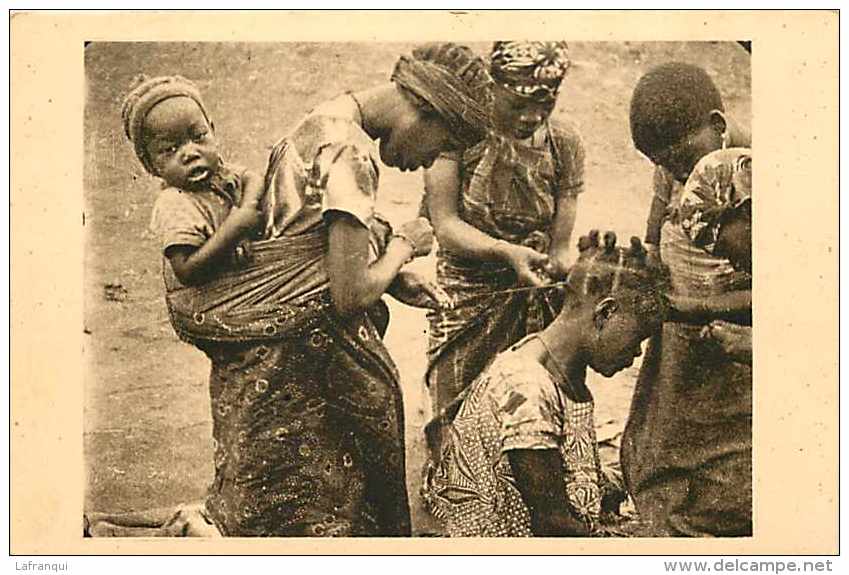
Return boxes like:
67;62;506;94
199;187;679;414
143;97;220;190
716;203;752;274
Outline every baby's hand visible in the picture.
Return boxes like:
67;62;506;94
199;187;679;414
389;271;453;310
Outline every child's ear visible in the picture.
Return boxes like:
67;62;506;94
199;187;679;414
593;297;618;330
708;110;727;138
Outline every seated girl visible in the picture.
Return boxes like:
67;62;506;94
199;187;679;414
422;231;669;537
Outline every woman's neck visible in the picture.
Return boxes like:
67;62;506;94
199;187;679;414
349;83;399;142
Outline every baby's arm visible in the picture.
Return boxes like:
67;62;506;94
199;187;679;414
167;171;265;286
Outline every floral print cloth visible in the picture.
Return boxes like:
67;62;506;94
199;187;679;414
676;147;752;255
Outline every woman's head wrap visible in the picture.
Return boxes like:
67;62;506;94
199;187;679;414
391;43;490;147
489;41;571;102
121;75;212;174
629;62;724;157
677;147;752;255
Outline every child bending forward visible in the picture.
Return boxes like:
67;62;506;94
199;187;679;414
423;232;668;536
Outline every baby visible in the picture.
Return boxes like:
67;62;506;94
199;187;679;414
122;75;448;328
122;75;266;287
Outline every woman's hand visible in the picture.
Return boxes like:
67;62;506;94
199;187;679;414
394;217;435;259
389;270;453;310
501;243;550;287
544;251;571;280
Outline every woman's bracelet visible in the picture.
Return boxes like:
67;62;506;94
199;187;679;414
391;232;417;263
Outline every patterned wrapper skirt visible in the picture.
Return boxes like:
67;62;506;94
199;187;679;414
200;308;411;537
426;254;563;414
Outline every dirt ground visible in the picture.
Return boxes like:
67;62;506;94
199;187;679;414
84;41;750;534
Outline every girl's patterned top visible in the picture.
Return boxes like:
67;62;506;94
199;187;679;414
423;337;611;537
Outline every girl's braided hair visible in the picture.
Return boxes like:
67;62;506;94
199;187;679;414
566;231;670;320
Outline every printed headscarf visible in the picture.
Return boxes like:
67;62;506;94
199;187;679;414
677;147;752;254
391;46;490;147
489;41;571;102
121;75;212;174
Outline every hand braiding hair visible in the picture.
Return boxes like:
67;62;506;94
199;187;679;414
439;231;670;320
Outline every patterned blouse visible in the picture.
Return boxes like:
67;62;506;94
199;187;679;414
423;336;611;537
444;119;585;251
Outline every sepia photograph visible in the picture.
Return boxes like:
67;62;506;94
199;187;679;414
82;39;751;539
9;9;838;557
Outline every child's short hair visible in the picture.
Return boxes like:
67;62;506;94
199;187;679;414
121;74;212;175
629;62;724;157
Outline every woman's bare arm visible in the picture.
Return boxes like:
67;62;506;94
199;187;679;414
425;157;509;260
325;212;415;316
425;157;548;286
547;194;577;278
